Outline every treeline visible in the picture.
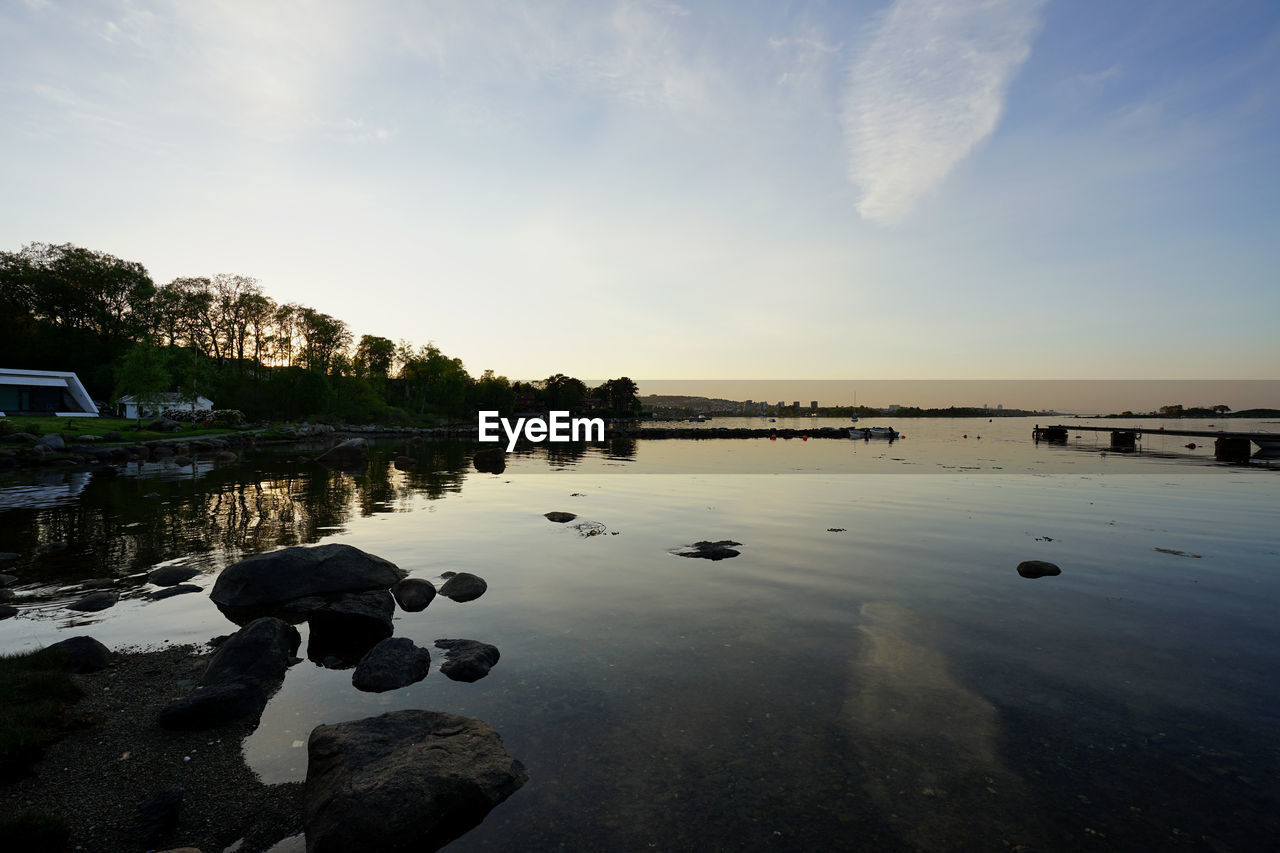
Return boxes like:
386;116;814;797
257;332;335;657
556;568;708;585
1;242;640;423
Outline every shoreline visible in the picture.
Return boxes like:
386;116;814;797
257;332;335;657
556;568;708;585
0;643;302;853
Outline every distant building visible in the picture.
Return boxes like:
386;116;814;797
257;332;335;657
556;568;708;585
777;401;785;410
997;404;1003;411
118;392;214;421
792;401;800;410
810;401;818;410
888;404;900;412
0;368;98;417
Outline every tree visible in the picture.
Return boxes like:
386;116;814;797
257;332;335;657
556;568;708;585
297;308;352;375
541;374;587;410
1212;404;1231;414
354;335;396;379
114;340;171;427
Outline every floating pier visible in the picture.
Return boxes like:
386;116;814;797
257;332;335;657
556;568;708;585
1033;424;1280;462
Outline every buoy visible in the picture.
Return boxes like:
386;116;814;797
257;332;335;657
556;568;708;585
802;435;808;441
770;435;776;441
963;434;967;438
1185;442;1197;450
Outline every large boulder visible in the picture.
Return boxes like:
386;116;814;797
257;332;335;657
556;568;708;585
304;710;528;852
67;591;118;612
47;635;112;673
352;638;432;693
317;438;369;470
302;591;396;668
36;433;65;450
434;639;501;683
201;617;300;687
210;544;406;609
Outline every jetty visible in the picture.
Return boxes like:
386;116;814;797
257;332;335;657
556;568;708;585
1033;424;1280;461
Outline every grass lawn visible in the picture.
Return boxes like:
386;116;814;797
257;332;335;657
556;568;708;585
0;415;251;442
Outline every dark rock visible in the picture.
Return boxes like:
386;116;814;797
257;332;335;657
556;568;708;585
473;448;506;474
146;583;203;601
1017;560;1062;579
150;445;175;459
146;418;182;432
304;710;528;853
201;617;301;688
0;552;20;561
36;540;68;554
439;572;487;603
0;573;16;587
305;591;396;668
79;577;117;589
393;455;416;471
391;578;437;612
47;635;112;673
148;565;200;586
172;455;192;466
434;639;500;682
36;433;65;450
317;438;369;470
211;544;406;609
215;451;237;463
677;540;742;561
102;431;123;441
544;511;577;523
0;604;16;620
67;591;118;612
157;682;265;730
135;786;184;847
352;638;432;692
0;588;12;602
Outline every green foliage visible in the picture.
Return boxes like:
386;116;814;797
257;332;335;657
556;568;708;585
0;417;17;436
114;340;171;425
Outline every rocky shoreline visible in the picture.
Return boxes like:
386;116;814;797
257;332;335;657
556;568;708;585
0;642;304;853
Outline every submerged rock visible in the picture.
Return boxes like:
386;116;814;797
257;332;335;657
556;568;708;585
211;544;406;609
434;639;501;682
394;455;416;471
305;710;527;853
544;511;577;523
148;565;200;586
303;591;396;668
1017;560;1062;579
47;635;112;673
439;573;487;603
317;438;369;470
391;578;437;612
146;583;202;601
352;638;432;693
676;540;742;561
67;591;118;612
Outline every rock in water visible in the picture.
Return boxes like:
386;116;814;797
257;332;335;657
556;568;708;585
305;710;528;853
47;635;112;673
544;511;576;523
1017;560;1062;579
473;448;505;474
302;591;396;668
148;565;200;586
394;455;416;471
145;583;202;601
352;638;432;692
157;682;266;731
317;438;369;470
434;639;501;682
67;590;118;611
676;540;742;561
210;544;406;609
439;573;487;603
391;578;437;612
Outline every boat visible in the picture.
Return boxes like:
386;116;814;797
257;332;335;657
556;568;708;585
849;426;898;440
851;392;859;423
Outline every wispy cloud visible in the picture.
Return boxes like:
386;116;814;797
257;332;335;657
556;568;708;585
842;0;1044;224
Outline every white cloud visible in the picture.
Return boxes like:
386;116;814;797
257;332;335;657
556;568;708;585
842;0;1044;224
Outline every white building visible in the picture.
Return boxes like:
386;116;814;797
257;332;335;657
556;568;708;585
118;392;214;421
0;368;98;417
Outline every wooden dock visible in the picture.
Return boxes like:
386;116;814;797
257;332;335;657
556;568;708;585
1033;424;1280;461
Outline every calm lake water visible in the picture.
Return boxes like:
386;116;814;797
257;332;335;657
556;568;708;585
2;417;1279;850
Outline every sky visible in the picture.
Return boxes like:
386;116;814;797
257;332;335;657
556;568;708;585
2;0;1278;392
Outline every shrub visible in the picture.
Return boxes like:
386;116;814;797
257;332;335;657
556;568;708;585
0;418;16;437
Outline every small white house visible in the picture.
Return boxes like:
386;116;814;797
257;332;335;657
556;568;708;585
0;368;98;417
117;392;214;421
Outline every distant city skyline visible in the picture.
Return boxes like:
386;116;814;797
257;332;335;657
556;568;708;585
3;2;1277;381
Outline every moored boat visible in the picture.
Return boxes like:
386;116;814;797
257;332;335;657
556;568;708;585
849;426;898;440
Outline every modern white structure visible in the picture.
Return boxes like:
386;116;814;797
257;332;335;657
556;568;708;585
0;368;98;417
117;392;214;421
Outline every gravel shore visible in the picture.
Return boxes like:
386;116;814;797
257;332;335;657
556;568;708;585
0;643;303;852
